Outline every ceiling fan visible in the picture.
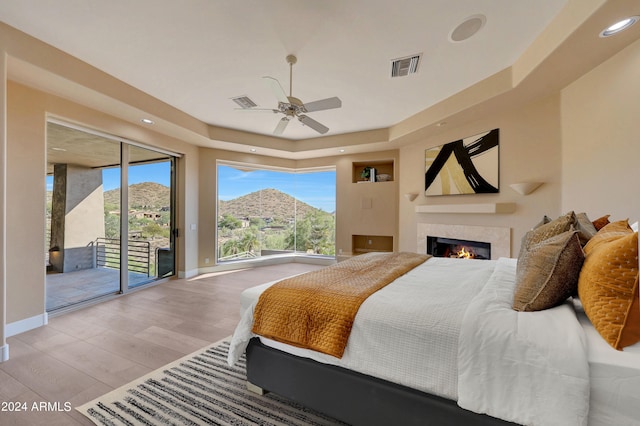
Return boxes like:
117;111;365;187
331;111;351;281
238;55;342;136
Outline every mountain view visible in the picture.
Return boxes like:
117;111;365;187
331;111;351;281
217;188;335;260
218;188;326;219
104;182;170;209
47;183;335;263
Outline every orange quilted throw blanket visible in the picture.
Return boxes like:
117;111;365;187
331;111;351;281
252;251;430;358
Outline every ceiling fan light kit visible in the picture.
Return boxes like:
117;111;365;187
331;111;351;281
236;54;342;136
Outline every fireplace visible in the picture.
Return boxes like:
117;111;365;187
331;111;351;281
417;224;510;259
427;236;491;259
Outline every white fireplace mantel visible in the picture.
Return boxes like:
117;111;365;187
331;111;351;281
415;203;516;214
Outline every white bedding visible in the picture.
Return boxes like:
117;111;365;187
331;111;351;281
458;257;590;426
574;300;640;426
228;256;592;425
229;256;496;399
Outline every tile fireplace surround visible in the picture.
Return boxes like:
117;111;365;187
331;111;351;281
417;223;511;259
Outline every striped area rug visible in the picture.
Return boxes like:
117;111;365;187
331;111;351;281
76;339;347;425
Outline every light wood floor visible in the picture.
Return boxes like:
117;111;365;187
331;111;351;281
0;262;323;425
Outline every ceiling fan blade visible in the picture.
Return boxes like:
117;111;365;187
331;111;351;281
262;76;289;104
303;96;342;113
234;107;279;113
274;117;290;135
298;115;329;134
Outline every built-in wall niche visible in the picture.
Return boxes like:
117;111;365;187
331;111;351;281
352;235;393;254
352;160;394;183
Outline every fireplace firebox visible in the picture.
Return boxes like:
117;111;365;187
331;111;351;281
426;236;491;259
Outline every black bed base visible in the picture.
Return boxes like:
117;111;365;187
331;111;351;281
245;338;516;426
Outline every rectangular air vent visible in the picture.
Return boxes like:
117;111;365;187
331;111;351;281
231;95;257;109
390;54;421;78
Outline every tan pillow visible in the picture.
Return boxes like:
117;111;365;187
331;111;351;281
575;212;598;246
533;215;552;229
522;211;576;250
583;219;631;255
578;231;639;350
513;230;585;312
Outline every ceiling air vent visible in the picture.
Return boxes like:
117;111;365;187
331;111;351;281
231;95;257;109
390;54;421;78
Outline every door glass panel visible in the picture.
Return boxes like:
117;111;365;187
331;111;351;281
46;123;121;311
127;145;175;288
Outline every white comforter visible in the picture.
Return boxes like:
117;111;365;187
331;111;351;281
228;257;590;425
458;257;590;426
229;257;497;399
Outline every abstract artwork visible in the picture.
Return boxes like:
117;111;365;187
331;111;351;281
425;128;499;196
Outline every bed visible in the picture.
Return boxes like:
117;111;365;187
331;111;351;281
227;215;640;426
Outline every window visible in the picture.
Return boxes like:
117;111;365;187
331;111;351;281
216;162;336;262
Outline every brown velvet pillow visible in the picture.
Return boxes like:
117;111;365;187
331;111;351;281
578;231;639;350
513;230;585;312
592;214;611;231
522;211;576;250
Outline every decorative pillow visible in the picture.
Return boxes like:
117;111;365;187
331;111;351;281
592;214;611;231
513;230;585;312
583;219;631;256
533;215;552;229
521;211;576;250
574;212;598;246
578;231;639;350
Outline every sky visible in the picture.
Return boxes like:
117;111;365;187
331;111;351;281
218;165;336;212
46;162;336;212
46;162;172;192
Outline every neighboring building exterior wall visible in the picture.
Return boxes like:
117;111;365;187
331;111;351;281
50;164;104;272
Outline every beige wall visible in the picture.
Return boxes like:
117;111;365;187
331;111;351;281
398;94;562;257
6;82;46;323
333;150;399;254
6;81;199;323
399;35;640;257
561;37;640;219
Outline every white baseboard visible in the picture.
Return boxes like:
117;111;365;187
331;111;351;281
178;268;199;279
6;312;48;337
1;344;8;362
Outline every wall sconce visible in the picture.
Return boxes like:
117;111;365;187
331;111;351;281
509;182;543;195
404;193;419;202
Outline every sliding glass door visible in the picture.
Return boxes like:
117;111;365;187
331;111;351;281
127;145;175;288
46;122;177;311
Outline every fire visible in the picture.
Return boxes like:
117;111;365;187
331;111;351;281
456;246;475;259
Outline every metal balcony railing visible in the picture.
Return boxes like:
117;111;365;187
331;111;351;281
95;237;151;276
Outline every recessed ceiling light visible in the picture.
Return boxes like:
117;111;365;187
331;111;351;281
600;16;639;37
51;147;67;151
339;149;345;153
141;118;155;124
249;148;257;152
449;14;486;43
